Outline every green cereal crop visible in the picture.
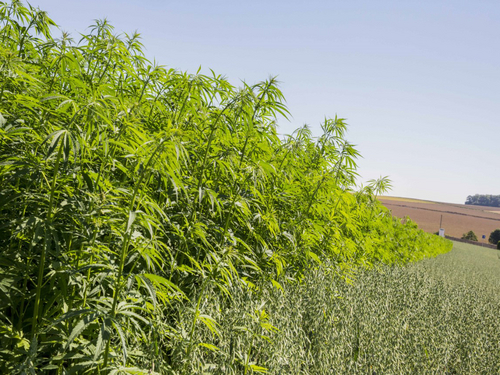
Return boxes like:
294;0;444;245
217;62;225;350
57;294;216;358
189;241;500;373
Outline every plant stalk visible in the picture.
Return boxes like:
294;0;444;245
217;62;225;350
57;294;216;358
31;139;64;337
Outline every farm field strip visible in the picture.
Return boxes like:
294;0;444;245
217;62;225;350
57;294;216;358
379;197;500;241
380;197;500;217
382;202;500;222
380;196;500;212
376;196;437;204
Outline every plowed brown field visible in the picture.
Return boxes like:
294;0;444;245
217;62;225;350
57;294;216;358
379;196;500;244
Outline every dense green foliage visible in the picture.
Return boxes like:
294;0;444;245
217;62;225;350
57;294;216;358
0;2;451;373
465;194;500;207
187;241;500;373
489;229;500;245
461;230;478;241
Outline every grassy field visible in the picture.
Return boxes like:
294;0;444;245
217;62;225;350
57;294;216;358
327;241;500;373
187;241;500;373
379;196;500;242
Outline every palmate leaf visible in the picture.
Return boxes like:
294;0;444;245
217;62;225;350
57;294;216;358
115;305;150;326
1;125;31;140
111;319;128;365
93;317;111;362
141;273;185;300
135;275;157;308
72;263;114;275
81;170;94;192
49;309;96;329
43;128;79;162
126;210;137;233
65;312;99;350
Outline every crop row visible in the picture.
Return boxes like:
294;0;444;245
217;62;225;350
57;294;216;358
0;2;451;373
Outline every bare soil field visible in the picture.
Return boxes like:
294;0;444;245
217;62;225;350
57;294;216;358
379;196;500;244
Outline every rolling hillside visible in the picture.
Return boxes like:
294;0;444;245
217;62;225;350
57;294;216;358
379;196;500;243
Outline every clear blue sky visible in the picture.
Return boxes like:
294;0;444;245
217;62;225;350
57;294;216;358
33;0;499;204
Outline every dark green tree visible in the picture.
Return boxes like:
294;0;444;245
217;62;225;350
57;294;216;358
489;229;500;245
465;194;500;207
461;231;478;241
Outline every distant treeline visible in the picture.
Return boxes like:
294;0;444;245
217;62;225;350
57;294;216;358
465;194;500;207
